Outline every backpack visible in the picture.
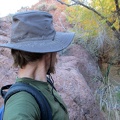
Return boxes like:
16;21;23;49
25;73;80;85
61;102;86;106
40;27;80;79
0;81;53;120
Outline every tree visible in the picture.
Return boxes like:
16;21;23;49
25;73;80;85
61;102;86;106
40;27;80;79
56;0;120;66
57;0;120;40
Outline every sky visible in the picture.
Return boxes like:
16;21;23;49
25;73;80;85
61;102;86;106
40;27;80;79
0;0;39;17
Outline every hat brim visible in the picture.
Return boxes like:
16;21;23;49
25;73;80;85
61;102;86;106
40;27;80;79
0;32;75;53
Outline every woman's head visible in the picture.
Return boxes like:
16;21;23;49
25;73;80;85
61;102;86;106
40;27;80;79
11;49;57;74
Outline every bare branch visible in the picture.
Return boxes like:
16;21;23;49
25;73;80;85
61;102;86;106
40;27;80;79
56;0;71;7
114;0;120;14
57;0;77;6
106;21;120;39
114;0;120;31
72;0;105;19
57;0;106;19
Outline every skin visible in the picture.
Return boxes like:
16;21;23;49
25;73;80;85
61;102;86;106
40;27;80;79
18;53;57;82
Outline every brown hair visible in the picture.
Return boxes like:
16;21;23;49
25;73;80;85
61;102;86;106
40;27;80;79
11;49;46;68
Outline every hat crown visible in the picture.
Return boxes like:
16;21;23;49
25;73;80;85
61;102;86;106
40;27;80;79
11;11;56;42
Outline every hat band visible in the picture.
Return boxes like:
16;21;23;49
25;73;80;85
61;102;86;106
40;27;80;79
11;32;56;43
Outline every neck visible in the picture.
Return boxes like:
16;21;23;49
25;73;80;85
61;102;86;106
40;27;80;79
18;60;47;82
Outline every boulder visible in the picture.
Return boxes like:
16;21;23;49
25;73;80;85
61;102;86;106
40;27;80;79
64;44;103;92
52;50;105;119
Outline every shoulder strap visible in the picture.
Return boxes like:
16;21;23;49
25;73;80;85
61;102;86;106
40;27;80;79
0;84;12;98
3;82;52;120
47;77;56;91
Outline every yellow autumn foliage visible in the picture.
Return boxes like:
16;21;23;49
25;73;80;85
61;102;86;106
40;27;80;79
65;0;119;37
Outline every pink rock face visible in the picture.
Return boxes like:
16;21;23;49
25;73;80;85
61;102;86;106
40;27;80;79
53;54;105;120
64;44;102;92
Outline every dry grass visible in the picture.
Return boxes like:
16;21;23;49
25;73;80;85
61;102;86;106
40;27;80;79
95;63;120;120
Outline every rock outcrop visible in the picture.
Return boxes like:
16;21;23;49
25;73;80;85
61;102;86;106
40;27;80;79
52;45;105;120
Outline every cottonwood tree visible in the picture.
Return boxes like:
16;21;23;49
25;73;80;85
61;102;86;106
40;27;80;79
57;0;120;64
57;0;120;40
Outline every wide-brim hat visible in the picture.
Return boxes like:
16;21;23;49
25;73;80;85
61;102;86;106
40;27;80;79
0;11;75;53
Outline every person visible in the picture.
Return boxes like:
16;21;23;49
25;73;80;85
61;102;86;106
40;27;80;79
0;10;75;120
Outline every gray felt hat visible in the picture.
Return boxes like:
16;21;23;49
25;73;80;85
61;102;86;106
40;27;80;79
0;10;75;53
